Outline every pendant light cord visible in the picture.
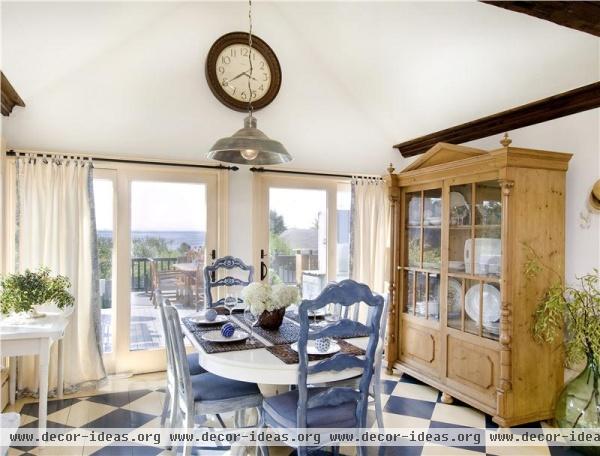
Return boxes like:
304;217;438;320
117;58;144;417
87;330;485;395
247;0;254;119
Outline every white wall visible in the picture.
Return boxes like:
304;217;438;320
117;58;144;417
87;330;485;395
466;109;600;282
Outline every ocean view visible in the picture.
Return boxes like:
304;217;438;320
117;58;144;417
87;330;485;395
98;230;206;248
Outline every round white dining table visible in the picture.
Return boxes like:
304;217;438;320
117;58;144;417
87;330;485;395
181;320;368;390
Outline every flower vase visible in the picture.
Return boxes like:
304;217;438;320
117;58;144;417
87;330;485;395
257;308;285;330
555;354;600;456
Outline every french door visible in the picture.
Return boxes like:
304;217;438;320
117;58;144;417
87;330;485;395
93;165;224;374
253;173;351;297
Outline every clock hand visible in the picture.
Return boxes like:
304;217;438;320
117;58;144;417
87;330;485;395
226;71;248;84
242;72;259;82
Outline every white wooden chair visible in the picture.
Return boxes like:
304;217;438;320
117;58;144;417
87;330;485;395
163;304;263;456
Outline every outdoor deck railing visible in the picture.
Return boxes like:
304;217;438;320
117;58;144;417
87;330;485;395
131;257;179;291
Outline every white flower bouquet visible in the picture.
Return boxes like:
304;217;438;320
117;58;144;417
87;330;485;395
242;282;299;330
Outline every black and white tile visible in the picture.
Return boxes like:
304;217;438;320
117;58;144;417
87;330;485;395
7;371;581;456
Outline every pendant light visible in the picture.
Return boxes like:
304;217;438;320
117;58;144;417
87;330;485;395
207;0;291;165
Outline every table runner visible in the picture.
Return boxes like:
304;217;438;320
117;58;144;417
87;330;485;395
182;317;266;353
266;339;365;365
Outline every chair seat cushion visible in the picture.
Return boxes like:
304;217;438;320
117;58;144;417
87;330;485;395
187;353;206;376
263;387;357;428
191;372;260;401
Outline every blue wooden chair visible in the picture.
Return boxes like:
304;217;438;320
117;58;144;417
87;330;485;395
259;279;384;456
321;292;390;429
204;256;254;309
163;304;263;456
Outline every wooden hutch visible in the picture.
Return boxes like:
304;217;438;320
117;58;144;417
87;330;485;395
385;139;572;426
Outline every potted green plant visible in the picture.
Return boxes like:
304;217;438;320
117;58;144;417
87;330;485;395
0;268;74;318
526;246;600;455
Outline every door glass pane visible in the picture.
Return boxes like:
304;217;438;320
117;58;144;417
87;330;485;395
269;188;326;298
415;272;427;317
403;270;415;314
423;189;442;270
464;279;481;336
336;184;351;281
448;184;472;273
94;179;114;354
482;282;501;341
447;276;463;331
474;181;502;278
427;273;440;320
130;181;207;351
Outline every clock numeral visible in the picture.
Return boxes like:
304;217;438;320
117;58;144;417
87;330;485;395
221;56;231;65
241;91;247;100
218;66;225;74
259;61;265;70
241;47;249;57
230;48;236;57
262;73;268;81
258;84;264;92
232;87;237;95
221;78;229;87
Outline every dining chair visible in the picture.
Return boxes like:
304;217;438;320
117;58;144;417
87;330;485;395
322;292;390;429
163;304;263;456
149;258;184;305
153;290;206;431
259;279;384;456
204;256;254;308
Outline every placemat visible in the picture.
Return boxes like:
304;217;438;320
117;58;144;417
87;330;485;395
266;339;365;365
245;319;300;345
285;310;325;324
182;317;265;353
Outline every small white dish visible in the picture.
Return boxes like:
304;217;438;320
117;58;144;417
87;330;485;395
188;314;228;325
201;329;249;343
483;322;500;335
291;340;341;355
465;283;501;325
447;278;462;318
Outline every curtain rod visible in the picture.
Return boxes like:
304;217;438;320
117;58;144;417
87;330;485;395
249;166;382;180
5;150;239;171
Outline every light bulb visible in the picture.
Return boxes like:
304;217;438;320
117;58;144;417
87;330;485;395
241;148;259;161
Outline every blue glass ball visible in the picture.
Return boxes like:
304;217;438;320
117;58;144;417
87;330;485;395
204;309;217;322
221;322;235;338
315;337;331;353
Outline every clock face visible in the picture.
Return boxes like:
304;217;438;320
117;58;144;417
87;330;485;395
216;45;272;103
206;32;281;112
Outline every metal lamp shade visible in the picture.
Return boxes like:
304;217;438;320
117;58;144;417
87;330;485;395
207;116;291;165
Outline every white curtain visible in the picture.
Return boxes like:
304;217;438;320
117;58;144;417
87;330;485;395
350;177;390;294
16;153;105;393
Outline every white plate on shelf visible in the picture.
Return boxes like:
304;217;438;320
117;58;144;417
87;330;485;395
450;192;469;210
290;340;341;355
201;329;249;343
465;283;501;325
188;314;228;325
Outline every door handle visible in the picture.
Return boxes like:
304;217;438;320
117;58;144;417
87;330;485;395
210;249;216;282
260;261;268;281
260;249;268;280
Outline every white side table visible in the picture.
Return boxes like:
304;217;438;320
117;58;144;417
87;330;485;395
0;312;70;429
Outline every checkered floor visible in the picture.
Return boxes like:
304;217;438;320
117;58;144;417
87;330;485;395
6;370;580;456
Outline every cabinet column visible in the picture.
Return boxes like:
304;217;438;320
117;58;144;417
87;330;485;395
497;179;514;417
386;164;400;374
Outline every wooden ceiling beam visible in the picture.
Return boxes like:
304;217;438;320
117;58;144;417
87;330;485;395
481;1;600;37
393;81;600;157
1;71;25;117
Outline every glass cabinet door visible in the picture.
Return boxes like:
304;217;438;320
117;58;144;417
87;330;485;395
446;181;501;341
402;189;441;322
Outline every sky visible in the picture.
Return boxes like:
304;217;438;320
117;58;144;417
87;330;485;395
93;179;351;232
93;179;207;231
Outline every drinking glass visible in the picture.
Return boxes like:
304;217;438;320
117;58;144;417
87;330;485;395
224;293;237;316
244;307;258;345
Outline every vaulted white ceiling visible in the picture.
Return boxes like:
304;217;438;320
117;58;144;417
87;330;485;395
1;1;598;173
